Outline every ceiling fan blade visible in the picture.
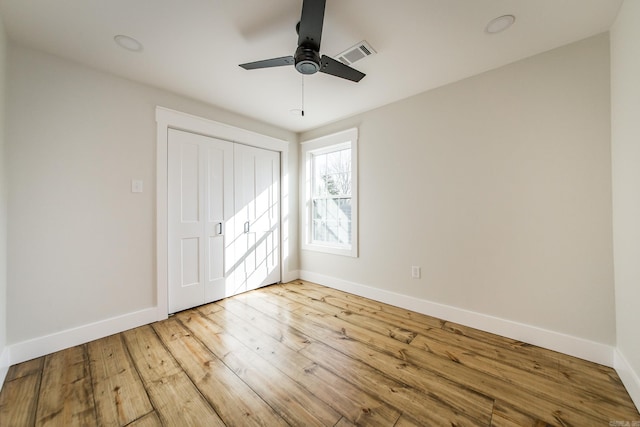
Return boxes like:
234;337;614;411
297;0;326;51
320;55;366;82
239;56;294;70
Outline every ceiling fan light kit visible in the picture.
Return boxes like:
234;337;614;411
239;0;366;83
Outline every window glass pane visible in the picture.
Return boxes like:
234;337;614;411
312;219;323;241
322;174;335;196
333;172;351;196
312;196;351;246
315;152;327;176
327;150;341;175
341;149;351;172
337;198;352;244
316;148;351;197
327;197;340;243
313;173;324;196
312;153;326;197
312;199;325;220
327;198;338;223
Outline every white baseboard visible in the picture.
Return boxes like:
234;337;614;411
8;307;160;366
2;269;299;370
614;349;640;411
282;269;301;284
0;345;9;388
299;270;615;367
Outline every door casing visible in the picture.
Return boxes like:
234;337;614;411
156;107;291;319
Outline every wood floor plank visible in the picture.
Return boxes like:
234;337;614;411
176;309;342;427
0;373;41;426
203;304;403;426
272;284;420;344
289;281;637;418
1;280;637;426
234;289;495;425
126;411;162;427
560;356;632;401
292;280;611;395
239;286;305;313
266;285;613;426
272;285;637;422
303;341;491;426
333;417;357;427
283;282;562;377
153;316;289;427
220;296;491;425
411;329;561;381
5;357;44;382
195;301;224;316
87;333;153;427
441;319;559;363
490;400;554;427
410;333;639;418
281;284;639;420
122;325;225;427
442;316;627;398
36;345;96;427
121;326;182;382
215;297;314;352
282;280;444;329
393;414;428;427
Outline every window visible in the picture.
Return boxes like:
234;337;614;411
302;128;358;257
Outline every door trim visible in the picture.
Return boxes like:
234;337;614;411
156;107;290;319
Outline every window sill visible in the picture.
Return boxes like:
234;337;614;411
301;242;358;258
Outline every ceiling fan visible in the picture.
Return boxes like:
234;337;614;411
239;0;366;83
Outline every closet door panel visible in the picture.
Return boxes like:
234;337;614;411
168;133;205;313
204;142;234;303
235;144;281;292
168;129;233;312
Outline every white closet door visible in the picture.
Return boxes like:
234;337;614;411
168;129;233;313
233;144;281;293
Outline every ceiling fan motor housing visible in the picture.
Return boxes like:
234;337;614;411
295;45;321;75
239;0;365;82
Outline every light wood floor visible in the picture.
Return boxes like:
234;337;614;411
1;280;638;426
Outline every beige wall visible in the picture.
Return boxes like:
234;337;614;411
6;44;298;344
0;12;7;359
300;33;615;345
611;0;640;402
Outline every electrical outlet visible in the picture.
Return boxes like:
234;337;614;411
131;179;143;193
411;266;421;279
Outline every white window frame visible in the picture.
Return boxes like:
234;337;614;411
301;128;358;257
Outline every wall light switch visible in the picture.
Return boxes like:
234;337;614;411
131;179;143;193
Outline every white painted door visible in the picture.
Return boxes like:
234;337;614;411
168;129;234;313
232;144;281;293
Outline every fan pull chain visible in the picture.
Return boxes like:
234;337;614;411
301;74;305;117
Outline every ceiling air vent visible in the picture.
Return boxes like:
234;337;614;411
335;40;376;66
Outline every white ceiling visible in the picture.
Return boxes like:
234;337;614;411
0;0;623;133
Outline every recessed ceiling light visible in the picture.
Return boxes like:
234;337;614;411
485;15;516;34
114;35;144;52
